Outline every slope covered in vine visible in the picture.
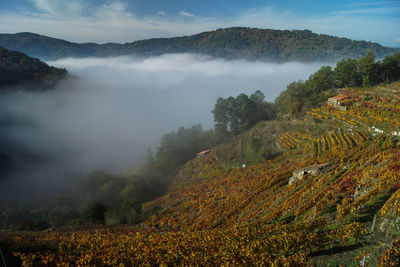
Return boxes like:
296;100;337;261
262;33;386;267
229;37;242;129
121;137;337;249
3;82;400;266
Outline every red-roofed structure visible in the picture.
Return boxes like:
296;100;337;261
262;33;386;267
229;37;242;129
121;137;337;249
197;149;211;157
328;95;349;101
328;94;350;110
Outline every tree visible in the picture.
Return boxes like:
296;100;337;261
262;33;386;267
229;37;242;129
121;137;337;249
305;65;334;92
250;90;265;104
155;125;210;173
146;148;155;167
358;51;375;87
275;66;335;118
212;97;229;138
83;201;107;224
260;102;276;121
370;61;385;85
333;59;361;87
382;52;400;83
236;93;254;131
213;91;276;136
274;80;308;116
226;97;240;136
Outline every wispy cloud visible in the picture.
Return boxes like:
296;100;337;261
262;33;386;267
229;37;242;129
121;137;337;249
226;5;399;46
330;6;400;16
0;1;204;42
28;0;84;18
179;10;196;18
28;0;58;15
346;1;399;8
157;10;166;16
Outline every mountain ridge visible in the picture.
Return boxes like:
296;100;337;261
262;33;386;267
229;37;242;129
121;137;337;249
0;27;398;62
0;45;67;89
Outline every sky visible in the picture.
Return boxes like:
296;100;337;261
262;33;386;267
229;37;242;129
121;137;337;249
0;0;399;47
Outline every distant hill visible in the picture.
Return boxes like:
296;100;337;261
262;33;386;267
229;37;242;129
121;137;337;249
0;28;398;62
0;32;96;60
0;45;67;89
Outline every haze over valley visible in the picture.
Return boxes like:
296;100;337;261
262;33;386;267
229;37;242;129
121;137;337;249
2;54;324;172
1;1;400;266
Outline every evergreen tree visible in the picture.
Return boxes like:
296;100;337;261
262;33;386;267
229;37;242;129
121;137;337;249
333;59;362;87
358;51;375;87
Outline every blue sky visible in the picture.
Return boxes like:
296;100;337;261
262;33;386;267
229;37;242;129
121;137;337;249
0;0;399;46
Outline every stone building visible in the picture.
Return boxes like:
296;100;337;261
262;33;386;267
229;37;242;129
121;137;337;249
328;95;350;110
289;163;334;185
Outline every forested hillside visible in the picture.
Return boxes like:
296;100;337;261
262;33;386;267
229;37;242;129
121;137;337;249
0;46;67;185
0;46;67;89
0;28;397;61
0;32;95;60
117;28;398;62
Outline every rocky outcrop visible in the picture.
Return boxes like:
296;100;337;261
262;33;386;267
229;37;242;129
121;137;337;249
289;163;335;185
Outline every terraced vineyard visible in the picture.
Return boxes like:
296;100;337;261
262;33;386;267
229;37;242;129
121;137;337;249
4;83;400;266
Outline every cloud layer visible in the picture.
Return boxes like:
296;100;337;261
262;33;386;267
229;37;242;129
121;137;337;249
0;53;328;205
1;54;325;176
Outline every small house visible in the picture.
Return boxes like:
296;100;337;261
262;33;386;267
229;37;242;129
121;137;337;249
328;95;350;110
197;149;211;157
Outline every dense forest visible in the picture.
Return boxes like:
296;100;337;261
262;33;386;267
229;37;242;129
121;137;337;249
0;46;67;89
0;28;398;61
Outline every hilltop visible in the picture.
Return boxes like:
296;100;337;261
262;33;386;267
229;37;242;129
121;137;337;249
0;28;398;61
0;45;67;89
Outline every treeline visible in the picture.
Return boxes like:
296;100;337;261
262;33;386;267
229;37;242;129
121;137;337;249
212;90;276;137
148;125;218;173
77;125;218;226
0;125;218;229
275;52;400;116
1;168;170;229
0;46;67;89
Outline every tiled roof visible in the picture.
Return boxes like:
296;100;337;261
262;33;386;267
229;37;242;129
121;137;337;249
328;95;349;101
197;149;211;155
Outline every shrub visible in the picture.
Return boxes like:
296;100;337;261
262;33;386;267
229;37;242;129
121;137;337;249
83;201;107;224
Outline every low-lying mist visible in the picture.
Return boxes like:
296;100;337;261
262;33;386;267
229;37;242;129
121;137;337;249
0;53;325;205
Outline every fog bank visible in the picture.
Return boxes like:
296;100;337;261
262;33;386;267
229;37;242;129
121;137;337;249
1;54;325;178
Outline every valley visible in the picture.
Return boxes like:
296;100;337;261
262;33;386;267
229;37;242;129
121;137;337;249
1;52;400;265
